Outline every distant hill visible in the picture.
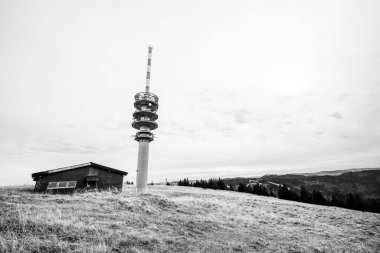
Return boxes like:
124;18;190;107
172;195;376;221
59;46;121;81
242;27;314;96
224;169;380;200
0;186;379;252
290;167;380;176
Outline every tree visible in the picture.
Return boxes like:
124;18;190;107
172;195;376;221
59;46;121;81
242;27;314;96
245;184;253;194
201;179;208;189
252;183;259;195
178;178;191;187
331;194;345;207
290;190;300;201
217;178;227;190
238;183;246;192
300;185;311;203
207;178;218;189
278;184;291;200
260;185;269;196
367;199;380;213
346;193;364;211
312;190;328;205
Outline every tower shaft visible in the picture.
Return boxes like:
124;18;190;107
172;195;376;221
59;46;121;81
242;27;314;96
136;141;150;191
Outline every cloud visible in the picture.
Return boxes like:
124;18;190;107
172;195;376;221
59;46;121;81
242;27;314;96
329;112;343;119
337;92;350;102
22;139;133;155
229;109;251;124
234;113;248;124
28;141;100;154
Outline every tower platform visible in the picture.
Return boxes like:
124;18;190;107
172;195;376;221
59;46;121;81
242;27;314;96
134;92;159;111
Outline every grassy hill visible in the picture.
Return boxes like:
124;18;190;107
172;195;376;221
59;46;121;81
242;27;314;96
1;185;379;252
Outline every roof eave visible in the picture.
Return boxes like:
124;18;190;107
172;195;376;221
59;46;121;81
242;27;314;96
31;162;128;178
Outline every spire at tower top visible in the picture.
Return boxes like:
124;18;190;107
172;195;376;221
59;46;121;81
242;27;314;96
145;45;153;92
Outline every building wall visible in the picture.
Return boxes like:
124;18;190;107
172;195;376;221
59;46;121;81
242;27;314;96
34;165;124;192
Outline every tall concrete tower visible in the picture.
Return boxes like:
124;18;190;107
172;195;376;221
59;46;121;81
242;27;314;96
132;45;159;193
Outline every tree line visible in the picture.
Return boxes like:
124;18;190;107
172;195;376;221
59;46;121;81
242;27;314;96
178;178;227;190
278;184;380;213
176;178;380;213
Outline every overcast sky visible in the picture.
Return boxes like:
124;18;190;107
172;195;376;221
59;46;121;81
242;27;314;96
1;0;379;186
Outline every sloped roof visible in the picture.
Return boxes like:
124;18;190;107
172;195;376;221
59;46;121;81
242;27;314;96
31;162;128;179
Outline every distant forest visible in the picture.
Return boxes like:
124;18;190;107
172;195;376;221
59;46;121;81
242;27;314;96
176;178;380;214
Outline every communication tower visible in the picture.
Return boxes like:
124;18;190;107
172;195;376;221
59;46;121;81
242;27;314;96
132;45;159;193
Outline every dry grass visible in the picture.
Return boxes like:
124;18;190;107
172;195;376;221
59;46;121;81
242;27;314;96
0;185;379;252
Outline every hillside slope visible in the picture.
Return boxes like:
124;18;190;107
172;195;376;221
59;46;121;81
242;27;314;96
224;169;380;200
262;170;380;199
292;167;380;176
1;186;379;252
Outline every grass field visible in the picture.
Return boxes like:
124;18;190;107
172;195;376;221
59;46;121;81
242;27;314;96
0;185;379;252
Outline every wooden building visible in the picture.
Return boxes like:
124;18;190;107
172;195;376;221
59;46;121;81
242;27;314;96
31;162;128;192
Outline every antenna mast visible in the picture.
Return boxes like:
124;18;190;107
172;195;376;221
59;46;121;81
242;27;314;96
145;45;153;92
132;45;159;193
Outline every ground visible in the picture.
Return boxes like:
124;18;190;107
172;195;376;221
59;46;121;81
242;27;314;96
0;185;379;252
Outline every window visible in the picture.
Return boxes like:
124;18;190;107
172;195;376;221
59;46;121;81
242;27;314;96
47;181;77;190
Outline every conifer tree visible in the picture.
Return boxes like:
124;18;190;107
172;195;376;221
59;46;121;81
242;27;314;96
300;185;310;203
278;184;292;200
261;185;269;196
217;178;227;190
245;184;253;193
312;190;328;205
238;183;246;192
253;183;259;195
331;194;344;207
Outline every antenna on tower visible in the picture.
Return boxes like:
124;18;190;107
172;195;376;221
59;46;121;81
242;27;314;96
145;45;153;93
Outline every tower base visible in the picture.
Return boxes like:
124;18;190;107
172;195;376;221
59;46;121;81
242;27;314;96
135;141;150;193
